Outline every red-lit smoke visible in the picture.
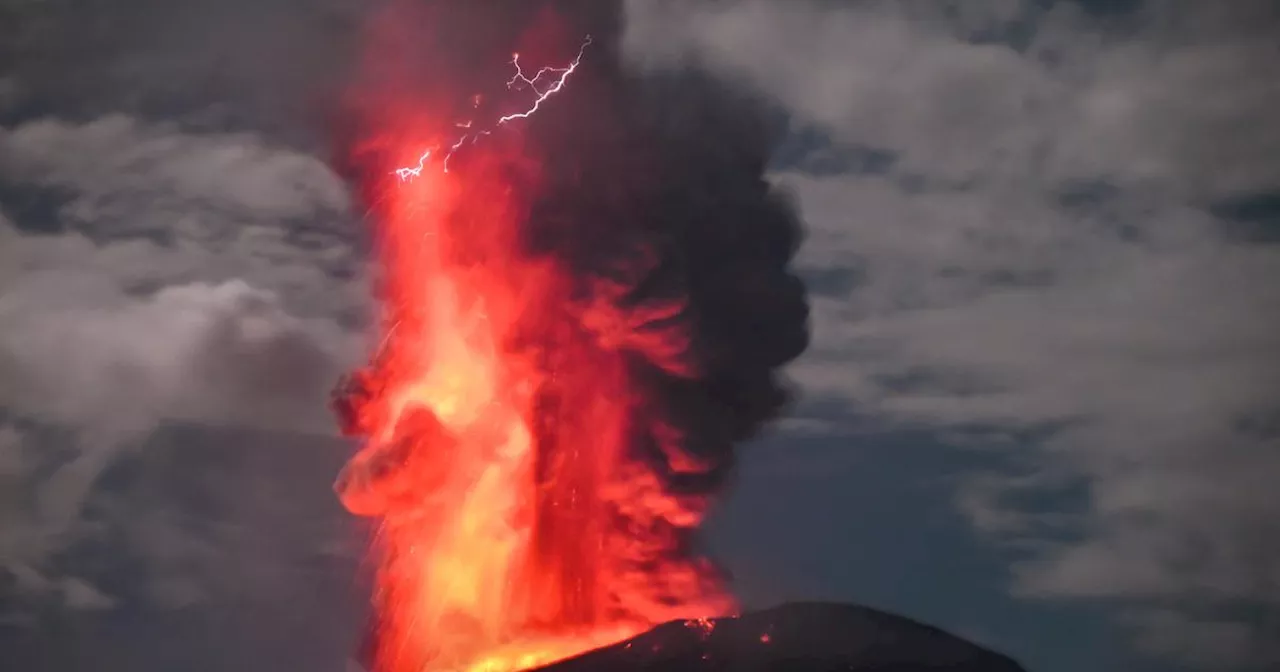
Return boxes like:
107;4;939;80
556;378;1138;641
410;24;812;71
330;2;809;671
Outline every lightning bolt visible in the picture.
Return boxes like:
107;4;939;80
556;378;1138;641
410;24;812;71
498;35;592;123
393;149;434;181
393;35;592;181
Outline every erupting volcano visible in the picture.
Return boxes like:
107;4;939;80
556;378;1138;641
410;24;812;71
329;2;809;671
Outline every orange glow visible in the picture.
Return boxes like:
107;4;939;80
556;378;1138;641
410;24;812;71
336;122;731;671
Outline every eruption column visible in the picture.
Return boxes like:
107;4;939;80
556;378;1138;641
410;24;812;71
331;3;810;671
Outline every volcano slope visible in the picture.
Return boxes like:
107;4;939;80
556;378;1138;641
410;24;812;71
533;602;1028;672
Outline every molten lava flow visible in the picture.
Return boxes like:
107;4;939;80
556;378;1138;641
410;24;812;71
332;43;731;671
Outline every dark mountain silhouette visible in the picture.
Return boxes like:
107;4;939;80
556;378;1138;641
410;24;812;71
536;602;1027;672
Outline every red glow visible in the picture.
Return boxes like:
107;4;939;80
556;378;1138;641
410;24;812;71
335;16;732;672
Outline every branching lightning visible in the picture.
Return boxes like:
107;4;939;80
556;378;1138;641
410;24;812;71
394;149;435;181
498;35;592;123
393;35;592;182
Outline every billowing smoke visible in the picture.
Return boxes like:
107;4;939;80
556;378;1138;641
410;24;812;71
330;1;809;669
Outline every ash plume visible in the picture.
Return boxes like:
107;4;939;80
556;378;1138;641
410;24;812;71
337;0;808;506
330;0;810;660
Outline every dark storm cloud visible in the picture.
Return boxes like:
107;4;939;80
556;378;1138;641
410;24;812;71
623;0;1280;668
518;13;811;482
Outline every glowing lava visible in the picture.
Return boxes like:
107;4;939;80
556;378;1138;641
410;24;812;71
332;33;731;672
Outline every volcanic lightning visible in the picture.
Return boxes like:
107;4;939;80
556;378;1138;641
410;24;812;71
497;35;591;123
392;35;592;182
331;3;810;672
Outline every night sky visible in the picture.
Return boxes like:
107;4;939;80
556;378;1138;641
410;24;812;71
2;1;1278;671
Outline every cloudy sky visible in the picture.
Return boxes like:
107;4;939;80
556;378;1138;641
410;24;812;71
2;1;1278;671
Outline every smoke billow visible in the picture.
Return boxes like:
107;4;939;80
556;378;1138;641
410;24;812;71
331;0;809;667
339;0;808;515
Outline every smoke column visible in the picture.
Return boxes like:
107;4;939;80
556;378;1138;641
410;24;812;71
329;2;810;670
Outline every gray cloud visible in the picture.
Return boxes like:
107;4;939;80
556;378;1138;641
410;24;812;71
0;0;363;147
1;116;348;221
0;2;376;663
625;1;1280;200
0;115;367;612
1121;608;1280;670
624;0;1280;668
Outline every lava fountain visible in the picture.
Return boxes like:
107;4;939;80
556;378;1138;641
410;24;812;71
329;2;810;671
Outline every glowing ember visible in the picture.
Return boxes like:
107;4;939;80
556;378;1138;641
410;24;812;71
684;617;716;640
333;27;729;672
